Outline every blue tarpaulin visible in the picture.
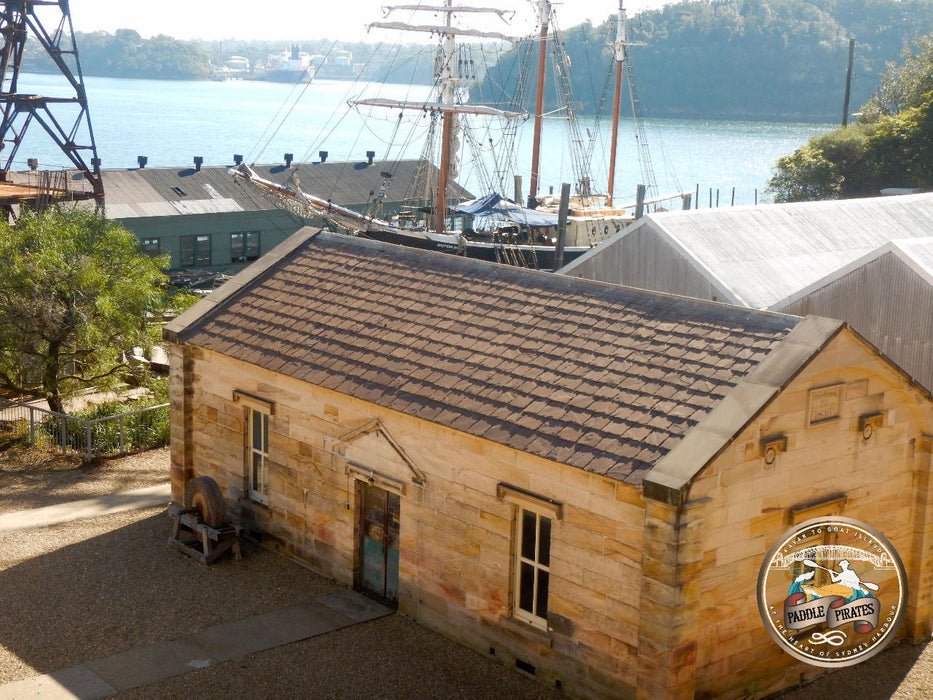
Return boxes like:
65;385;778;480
453;193;559;228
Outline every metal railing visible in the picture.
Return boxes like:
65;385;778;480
0;398;170;458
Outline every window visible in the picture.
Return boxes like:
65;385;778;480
179;234;211;267
231;231;260;263
247;407;269;504
141;238;160;256
515;508;551;627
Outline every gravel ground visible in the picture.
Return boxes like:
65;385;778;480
1;447;931;699
0;446;168;514
0;448;559;699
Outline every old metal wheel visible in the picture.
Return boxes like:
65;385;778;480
184;476;227;528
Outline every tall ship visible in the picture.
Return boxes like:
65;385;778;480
234;1;688;270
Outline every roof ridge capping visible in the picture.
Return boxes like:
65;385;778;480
163;226;323;344
643;315;845;507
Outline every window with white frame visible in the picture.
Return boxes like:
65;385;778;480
497;483;562;630
247;406;269;504
515;507;552;626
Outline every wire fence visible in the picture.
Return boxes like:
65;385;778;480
0;398;170;459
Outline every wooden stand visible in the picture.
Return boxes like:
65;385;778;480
168;504;242;565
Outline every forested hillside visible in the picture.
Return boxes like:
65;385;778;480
472;0;933;121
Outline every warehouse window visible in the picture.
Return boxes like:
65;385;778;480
230;231;260;263
179;234;211;267
140;238;161;256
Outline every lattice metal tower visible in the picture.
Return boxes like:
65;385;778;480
0;0;103;212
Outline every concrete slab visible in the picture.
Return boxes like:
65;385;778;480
0;664;115;700
82;596;379;693
318;589;394;623
0;484;170;533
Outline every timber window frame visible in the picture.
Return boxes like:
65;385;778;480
235;391;275;506
246;406;270;505
498;483;562;630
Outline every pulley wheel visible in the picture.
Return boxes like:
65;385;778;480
184;476;227;528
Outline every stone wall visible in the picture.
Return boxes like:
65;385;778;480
681;331;933;698
169;343;650;699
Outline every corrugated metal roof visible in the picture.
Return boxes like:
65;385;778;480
892;237;933;278
644;193;933;309
99;159;470;219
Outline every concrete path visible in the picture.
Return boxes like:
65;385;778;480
0;484;171;533
0;590;392;699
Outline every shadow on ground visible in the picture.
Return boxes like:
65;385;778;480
772;639;926;699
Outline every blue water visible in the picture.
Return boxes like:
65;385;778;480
14;72;832;206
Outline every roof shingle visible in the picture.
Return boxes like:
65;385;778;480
174;231;801;485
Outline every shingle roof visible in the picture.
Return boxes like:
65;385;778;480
168;230;802;485
95;159;471;219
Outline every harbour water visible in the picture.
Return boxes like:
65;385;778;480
16;72;833;206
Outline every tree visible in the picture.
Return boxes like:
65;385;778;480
0;207;169;413
767;31;933;201
766;144;843;201
860;34;933;122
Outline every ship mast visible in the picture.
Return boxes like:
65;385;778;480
364;2;522;235
606;0;627;207
527;0;550;209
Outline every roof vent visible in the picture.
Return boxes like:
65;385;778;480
193;156;204;172
319;150;328;163
27;158;38;170
233;154;243;165
137;155;148;169
366;150;375;165
284;153;294;167
91;157;101;171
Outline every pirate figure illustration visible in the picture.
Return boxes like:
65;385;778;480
789;559;878;602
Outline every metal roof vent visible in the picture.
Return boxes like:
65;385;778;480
366;150;375;165
233;154;243;165
319;150;328;163
284;153;293;167
137;155;148;169
193;156;203;172
27;158;38;170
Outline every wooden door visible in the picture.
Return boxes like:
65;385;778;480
359;483;400;603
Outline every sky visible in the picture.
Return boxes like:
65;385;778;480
69;1;672;42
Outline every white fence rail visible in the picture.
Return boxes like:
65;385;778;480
0;398;169;458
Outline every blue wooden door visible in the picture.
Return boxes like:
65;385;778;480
360;484;399;602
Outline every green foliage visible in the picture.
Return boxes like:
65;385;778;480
860;35;933;122
0;207;169;412
768;33;933;201
40;383;170;455
767;144;843;202
864;92;933;189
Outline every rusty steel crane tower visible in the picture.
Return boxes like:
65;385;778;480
0;0;103;216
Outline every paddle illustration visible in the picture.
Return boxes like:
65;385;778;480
803;559;879;591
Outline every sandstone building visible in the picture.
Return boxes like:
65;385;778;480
164;230;933;698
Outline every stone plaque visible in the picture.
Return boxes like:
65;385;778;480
807;385;843;426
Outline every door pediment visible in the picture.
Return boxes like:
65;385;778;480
337;419;426;487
